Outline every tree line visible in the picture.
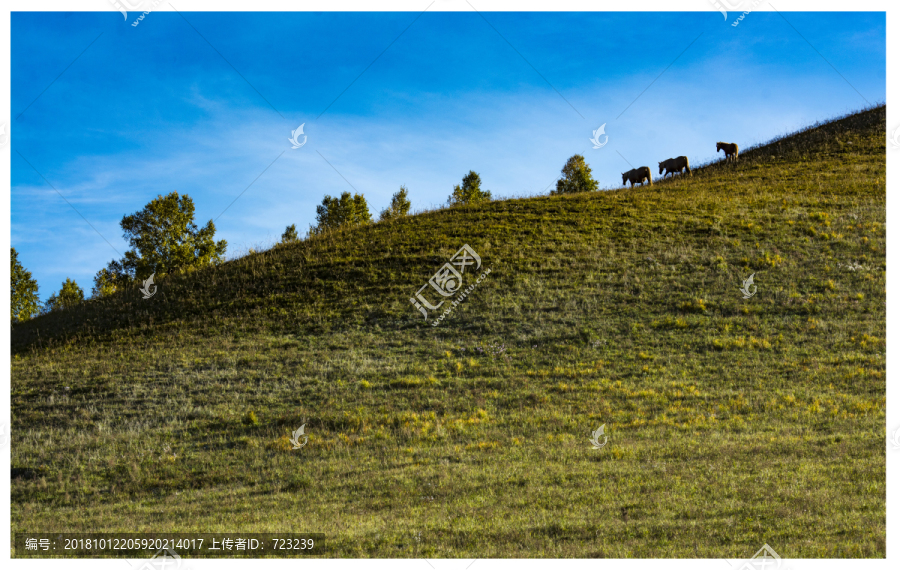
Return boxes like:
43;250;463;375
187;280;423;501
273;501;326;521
11;154;597;322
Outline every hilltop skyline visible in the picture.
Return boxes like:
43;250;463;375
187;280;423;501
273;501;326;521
11;11;885;301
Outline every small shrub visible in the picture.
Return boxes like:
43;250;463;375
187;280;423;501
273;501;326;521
448;171;491;206
267;435;293;451
379;186;412;221
552;154;599;195
42;278;85;314
310;192;372;235
680;298;707;313
281;224;299;243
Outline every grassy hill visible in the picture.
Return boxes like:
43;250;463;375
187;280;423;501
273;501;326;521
11;105;886;558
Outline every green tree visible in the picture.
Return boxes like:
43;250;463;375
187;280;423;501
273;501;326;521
91;267;119;299
552;154;599;195
281;224;300;243
379;186;412;221
448;171;491;206
101;191;227;285
43;278;84;314
310;192;372;235
11;248;40;322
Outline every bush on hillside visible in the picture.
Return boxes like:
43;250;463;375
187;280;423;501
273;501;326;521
310;192;373;235
96;191;227;292
448;171;491;206
552;154;598;195
281;224;300;243
379;186;412;222
11;248;40;322
91;268;119;299
43;278;84;314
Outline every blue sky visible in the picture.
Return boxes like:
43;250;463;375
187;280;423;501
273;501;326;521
11;11;885;302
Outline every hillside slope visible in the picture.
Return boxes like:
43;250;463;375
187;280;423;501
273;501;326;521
11;106;886;558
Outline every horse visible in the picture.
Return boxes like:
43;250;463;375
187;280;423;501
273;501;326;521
716;142;739;162
658;156;691;179
622;167;653;188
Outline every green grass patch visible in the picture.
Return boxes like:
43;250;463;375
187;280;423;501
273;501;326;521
11;106;886;557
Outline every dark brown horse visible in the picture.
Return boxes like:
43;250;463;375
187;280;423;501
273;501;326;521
658;156;691;179
622;167;653;188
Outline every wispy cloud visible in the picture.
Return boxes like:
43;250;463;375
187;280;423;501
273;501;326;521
11;11;885;300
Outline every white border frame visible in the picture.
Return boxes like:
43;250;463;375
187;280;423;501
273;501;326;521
1;2;894;569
